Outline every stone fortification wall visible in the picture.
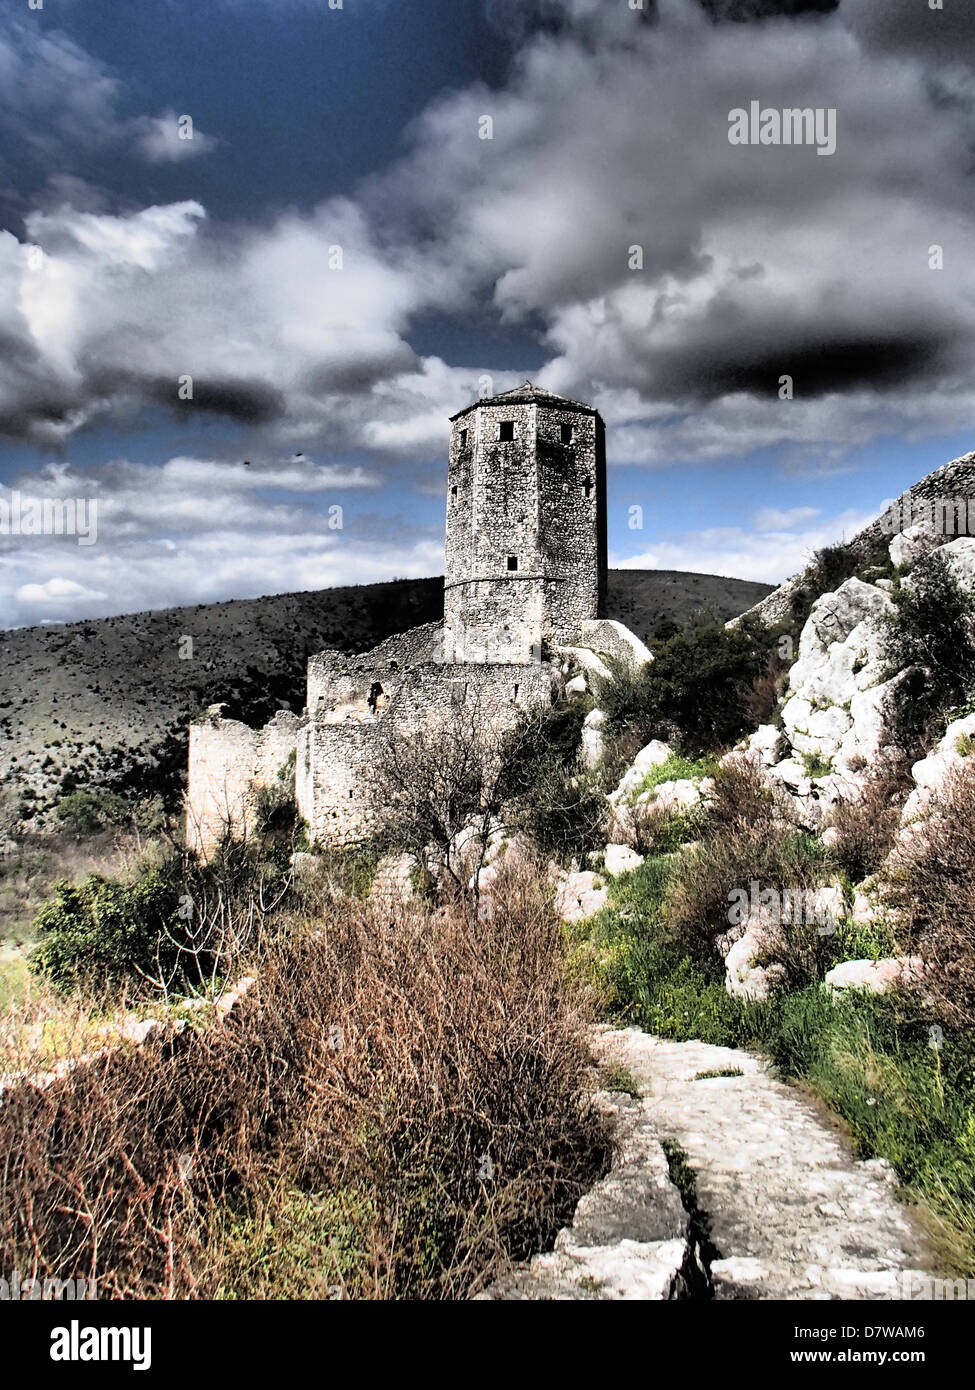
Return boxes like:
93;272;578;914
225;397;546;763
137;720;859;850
187;707;301;855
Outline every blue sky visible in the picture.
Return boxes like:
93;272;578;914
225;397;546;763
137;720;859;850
0;0;974;626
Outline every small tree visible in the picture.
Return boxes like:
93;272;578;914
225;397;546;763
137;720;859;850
361;689;514;899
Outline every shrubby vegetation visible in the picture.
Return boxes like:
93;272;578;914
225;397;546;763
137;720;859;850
592;615;786;760
879;550;975;755
11;534;975;1290
1;865;609;1299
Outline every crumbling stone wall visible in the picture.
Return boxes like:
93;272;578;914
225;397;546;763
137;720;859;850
297;657;557;846
738;450;975;630
187;708;300;855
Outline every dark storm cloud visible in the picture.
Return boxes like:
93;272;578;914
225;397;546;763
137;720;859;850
145;375;286;426
668;332;950;403
699;0;839;21
0;0;974;461
843;0;975;65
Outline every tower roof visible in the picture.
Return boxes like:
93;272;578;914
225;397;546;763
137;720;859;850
449;381;599;422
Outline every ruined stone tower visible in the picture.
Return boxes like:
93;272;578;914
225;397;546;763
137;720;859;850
188;384;651;854
443;384;607;663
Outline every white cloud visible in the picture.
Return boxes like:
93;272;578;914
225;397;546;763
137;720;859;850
134;112;219;164
15;576;107;605
613;506;879;586
752;505;821;532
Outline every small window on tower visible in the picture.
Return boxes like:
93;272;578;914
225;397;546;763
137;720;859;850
499;420;515;442
560;423;573;444
459;428;468;448
451;485;457;498
584;477;592;498
507;555;518;571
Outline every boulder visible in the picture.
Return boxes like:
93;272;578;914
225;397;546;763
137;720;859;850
903;536;975;594
609;740;673;806
558;646;612;680
790;579;895;685
901;712;975;824
851;889;881;926
119;1018;164;1046
581;708;607;769
889;523;940;570
565;673;588;698
553;870;609;923
604;844;645;877
724;917;786;1001
823;957;924;995
835;672;913;774
745;724;786;767
637;778;703;814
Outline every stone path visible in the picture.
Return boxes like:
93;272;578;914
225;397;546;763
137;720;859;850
479;1026;939;1300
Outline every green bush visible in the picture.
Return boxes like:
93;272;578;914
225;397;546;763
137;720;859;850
500;701;607;861
592;617;780;758
55;788;130;838
29;840;293;996
879;549;975;753
572;855;763;1045
30;862;186;993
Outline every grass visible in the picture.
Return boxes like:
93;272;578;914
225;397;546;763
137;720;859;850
0;951;29;1012
597;1062;642;1097
801;751;834;779
632;754;715;805
207;1186;375;1300
693;1068;744;1080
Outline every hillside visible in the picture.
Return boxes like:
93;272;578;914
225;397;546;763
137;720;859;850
0;568;771;818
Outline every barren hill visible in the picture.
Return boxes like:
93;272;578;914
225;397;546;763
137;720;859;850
0;568;771;818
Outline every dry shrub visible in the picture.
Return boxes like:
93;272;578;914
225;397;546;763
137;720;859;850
883;763;975;1027
824;761;911;884
0;860;609;1300
701;756;797;842
662;758;831;981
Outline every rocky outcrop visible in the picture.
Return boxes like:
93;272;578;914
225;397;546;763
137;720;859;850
603;844;645;877
899;712;975;829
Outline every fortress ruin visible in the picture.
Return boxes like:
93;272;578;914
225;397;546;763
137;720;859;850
186;384;650;852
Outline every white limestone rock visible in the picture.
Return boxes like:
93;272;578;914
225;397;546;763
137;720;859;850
603;844;645;877
559;646;612;680
580;707;607;769
745;723;786;767
608;740;673;809
889;522;940;570
553;870;609;923
637;777;703;815
725;920;787;1001
900;711;975;824
824;957;925;995
902;535;975;594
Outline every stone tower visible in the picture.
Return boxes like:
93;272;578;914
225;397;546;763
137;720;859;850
443;383;607;664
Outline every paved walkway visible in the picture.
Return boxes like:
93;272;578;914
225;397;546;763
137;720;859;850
480;1026;938;1300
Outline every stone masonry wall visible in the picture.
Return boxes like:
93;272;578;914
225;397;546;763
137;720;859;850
187;708;301;855
297;658;556;846
738;449;975;629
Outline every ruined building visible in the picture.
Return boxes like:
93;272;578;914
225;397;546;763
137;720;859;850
187;384;649;851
